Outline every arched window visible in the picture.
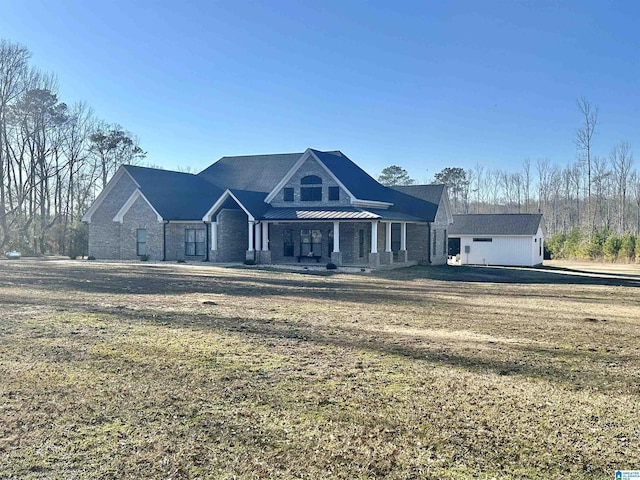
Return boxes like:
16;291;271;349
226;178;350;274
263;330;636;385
301;175;322;185
301;175;322;201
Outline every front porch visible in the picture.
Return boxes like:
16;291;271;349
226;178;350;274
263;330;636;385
227;219;423;268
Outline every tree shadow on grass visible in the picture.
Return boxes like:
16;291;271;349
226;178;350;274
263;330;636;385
378;264;640;287
85;303;639;395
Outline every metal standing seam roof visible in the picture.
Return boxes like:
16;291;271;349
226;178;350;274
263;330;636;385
262;207;424;222
449;214;543;236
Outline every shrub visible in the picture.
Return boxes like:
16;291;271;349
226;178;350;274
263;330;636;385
602;234;621;262
244;259;256;265
584;227;611;260
69;255;77;260
87;255;96;261
177;259;186;264
140;254;149;261
326;262;337;270
563;228;583;258
545;232;565;259
619;232;635;262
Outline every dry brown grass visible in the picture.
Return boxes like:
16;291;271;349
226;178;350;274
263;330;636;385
1;259;639;479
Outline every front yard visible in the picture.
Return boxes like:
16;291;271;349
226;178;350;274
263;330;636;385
1;259;639;479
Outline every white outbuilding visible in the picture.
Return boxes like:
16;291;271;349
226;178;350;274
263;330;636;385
448;214;544;267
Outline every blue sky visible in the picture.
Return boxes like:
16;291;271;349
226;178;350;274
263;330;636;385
2;0;639;181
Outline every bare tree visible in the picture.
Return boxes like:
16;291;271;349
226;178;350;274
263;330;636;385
610;141;634;233
575;97;598;231
522;158;531;213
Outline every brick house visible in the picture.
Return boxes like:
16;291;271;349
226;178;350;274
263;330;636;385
82;149;453;268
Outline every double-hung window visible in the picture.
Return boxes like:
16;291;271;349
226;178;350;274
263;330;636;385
136;229;147;256
185;228;206;256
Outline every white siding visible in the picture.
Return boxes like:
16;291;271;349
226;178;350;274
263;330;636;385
457;233;543;267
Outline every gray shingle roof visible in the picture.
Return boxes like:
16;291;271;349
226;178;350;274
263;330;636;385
449;214;543;236
198;153;302;192
121;150;449;224
124;165;223;220
310;150;390;202
392;184;446;205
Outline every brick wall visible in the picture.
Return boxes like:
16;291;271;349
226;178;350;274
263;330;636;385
87;173;137;259
120;196;164;260
211;209;248;262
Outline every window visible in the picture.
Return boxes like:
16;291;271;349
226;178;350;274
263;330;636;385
136;229;147;256
432;230;437;254
185;228;206;256
328;186;340;201
328;228;334;253
301;175;322;184
300;229;322;256
473;237;493;242
301;187;322;201
283;229;294;257
539;238;542;256
358;229;365;258
301;175;322;201
283;188;294;202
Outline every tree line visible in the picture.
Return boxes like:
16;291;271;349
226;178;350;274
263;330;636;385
0;39;145;256
378;98;640;261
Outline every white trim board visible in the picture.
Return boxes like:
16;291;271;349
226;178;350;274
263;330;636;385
113;189;164;223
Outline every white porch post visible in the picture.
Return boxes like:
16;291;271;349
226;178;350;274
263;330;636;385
248;221;254;251
371;220;378;254
211;222;218;251
255;222;262;252
401;222;407;250
385;222;392;252
333;221;340;252
261;222;269;250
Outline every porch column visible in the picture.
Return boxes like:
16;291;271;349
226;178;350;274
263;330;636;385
385;222;392;252
211;222;218;251
369;220;380;267
401;222;407;250
261;222;269;250
248;221;254;251
398;222;408;263
255;222;262;252
371;220;378;254
330;221;343;266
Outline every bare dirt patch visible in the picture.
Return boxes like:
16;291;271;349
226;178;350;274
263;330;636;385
1;259;639;479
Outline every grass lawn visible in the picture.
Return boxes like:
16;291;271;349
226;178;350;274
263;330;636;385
1;259;639;479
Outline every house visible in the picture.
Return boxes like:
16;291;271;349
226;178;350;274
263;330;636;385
447;214;544;267
82;149;453;268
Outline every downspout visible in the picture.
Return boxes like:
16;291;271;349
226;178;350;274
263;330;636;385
204;220;209;262
163;221;168;261
427;223;432;264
